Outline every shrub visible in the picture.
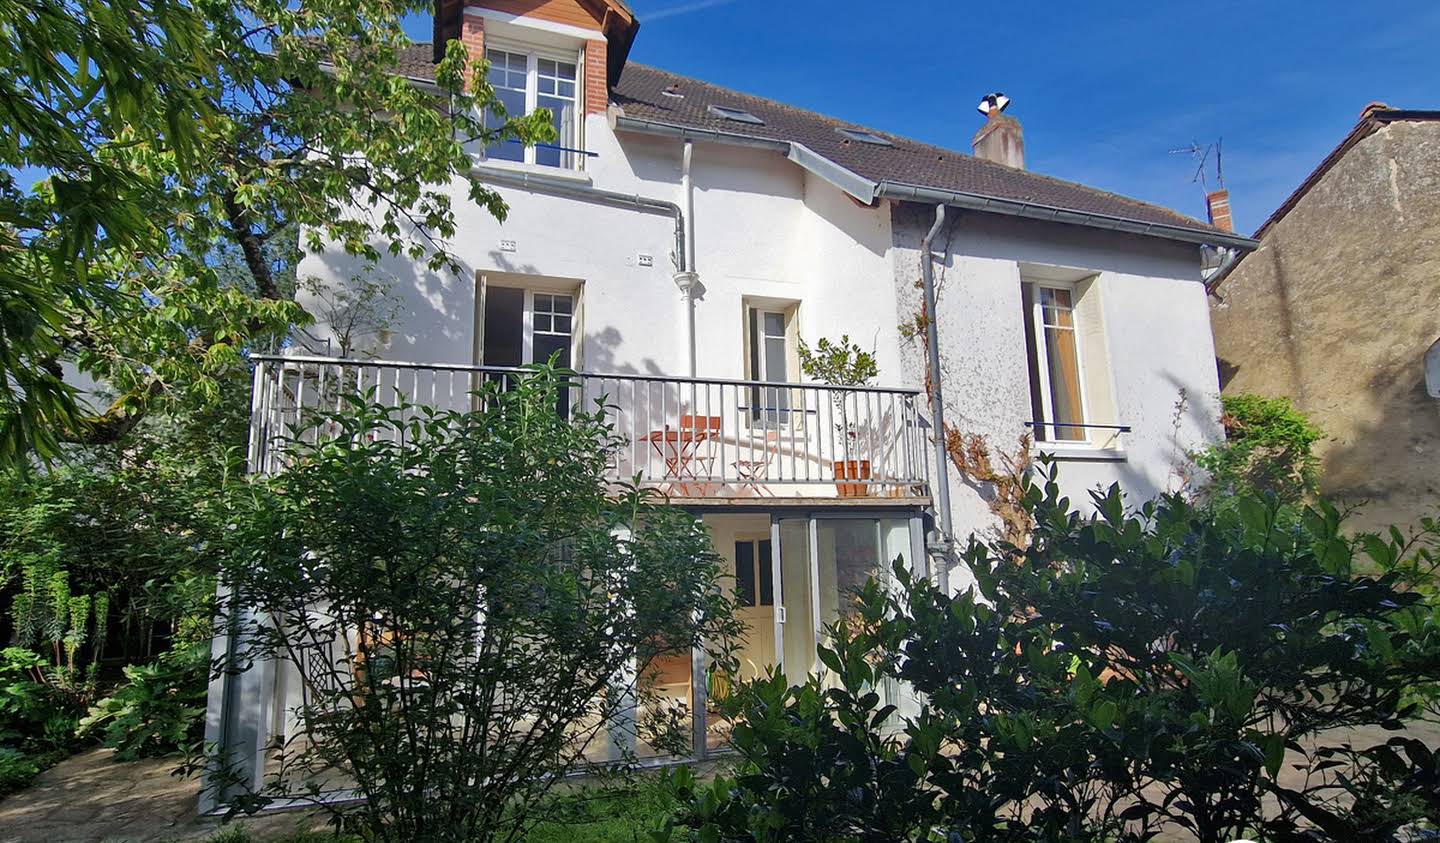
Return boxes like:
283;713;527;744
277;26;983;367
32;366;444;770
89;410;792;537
662;463;1440;842
1193;392;1324;504
79;641;209;760
0;747;40;792
215;366;741;842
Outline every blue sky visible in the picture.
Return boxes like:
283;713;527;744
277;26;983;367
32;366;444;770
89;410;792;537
410;0;1439;234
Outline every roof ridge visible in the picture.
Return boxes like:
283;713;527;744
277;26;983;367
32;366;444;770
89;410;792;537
619;62;1216;230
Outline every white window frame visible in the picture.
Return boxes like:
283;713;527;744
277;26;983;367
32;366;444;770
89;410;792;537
1028;282;1091;444
752;308;789;383
744;305;797;429
482;39;582;169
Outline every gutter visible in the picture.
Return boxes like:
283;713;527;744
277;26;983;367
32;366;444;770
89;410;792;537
613;115;1259;251
874;181;1260;251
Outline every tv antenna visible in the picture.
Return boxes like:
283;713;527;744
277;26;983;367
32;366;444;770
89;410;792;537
1168;138;1224;193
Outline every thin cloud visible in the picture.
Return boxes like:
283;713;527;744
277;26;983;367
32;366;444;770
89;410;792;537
644;0;739;22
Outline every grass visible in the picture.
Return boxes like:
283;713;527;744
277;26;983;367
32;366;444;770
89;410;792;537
524;775;674;843
200;774;676;843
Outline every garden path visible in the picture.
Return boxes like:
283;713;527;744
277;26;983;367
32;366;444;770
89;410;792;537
0;749;319;843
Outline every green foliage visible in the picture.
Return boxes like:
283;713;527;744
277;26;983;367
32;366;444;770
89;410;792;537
526;776;679;843
797;335;878;386
78;641;208;760
1194;392;1325;504
0;646;82;795
0;746;40;792
663;463;1440;842
2;0;545;465
798;335;880;461
217;366;741;842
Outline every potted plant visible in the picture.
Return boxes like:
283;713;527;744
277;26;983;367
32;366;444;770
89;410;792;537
799;335;879;496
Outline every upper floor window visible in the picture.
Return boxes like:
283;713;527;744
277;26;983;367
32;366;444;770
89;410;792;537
745;304;796;424
1022;283;1087;442
484;46;579;168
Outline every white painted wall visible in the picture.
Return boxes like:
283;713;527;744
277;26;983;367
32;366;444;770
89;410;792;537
890;205;1224;563
297;113;899;386
297;111;1223;578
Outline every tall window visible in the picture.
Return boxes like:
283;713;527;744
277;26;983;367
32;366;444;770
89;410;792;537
481;284;576;411
746;307;792;423
484;47;579;168
1022;283;1087;442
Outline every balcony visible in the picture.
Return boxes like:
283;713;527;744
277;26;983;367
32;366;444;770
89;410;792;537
247;355;932;503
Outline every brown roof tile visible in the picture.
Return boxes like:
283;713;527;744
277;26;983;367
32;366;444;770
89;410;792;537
612;64;1229;237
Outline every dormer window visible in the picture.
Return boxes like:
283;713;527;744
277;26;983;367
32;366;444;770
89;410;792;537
707;105;764;125
484;44;580;168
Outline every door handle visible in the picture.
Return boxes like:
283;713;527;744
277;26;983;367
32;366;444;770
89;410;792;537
776;607;786;624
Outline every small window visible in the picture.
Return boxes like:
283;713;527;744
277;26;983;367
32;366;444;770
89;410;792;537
1022;283;1087;442
734;538;774;607
836;127;893;146
707;104;764;125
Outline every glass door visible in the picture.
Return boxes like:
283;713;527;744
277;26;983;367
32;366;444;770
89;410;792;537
776;517;815;682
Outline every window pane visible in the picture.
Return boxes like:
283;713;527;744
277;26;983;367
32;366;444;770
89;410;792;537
763;311;785;337
757;539;774;607
552;314;571;334
534;313;552;334
1044;323;1086;440
553;295;572;314
484;85;527;162
534;333;569;367
734;541;757;607
536;94;575;167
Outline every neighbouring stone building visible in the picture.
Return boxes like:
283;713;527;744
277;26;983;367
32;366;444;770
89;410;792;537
1209;104;1440;533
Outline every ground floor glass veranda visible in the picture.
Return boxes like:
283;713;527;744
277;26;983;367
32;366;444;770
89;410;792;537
201;507;926;810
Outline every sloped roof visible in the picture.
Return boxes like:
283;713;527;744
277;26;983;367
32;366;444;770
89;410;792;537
392;43;1251;247
611;64;1244;244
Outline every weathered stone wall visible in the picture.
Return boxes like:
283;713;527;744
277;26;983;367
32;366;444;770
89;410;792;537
1210;119;1440;532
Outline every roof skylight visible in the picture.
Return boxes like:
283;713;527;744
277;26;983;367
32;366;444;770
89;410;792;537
707;105;764;125
837;127;893;146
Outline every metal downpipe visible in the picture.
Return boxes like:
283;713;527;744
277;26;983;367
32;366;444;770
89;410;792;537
920;204;955;593
679;140;698;378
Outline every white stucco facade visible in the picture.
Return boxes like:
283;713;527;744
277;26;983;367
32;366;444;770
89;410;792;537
296;104;1225;555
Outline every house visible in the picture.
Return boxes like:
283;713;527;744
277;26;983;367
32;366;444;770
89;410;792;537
202;0;1255;808
1208;104;1440;534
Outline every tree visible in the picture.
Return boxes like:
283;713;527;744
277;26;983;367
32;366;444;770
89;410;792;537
218;367;741;842
2;0;549;465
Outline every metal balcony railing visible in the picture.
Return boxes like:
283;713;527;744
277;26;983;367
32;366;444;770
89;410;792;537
247;355;932;501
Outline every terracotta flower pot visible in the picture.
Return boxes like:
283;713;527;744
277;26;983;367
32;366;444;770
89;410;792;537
832;459;872;497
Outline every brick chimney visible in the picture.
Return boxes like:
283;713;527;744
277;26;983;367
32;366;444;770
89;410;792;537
1205;189;1233;232
972;94;1024;169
